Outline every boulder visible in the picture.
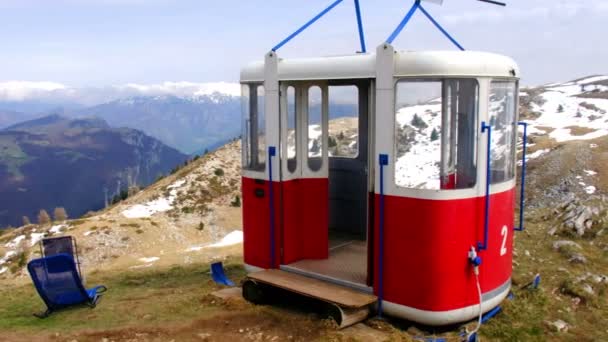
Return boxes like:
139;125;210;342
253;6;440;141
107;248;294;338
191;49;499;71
552;240;582;250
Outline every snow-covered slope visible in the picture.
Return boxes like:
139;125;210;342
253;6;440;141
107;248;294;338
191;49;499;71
522;75;608;142
390;75;608;189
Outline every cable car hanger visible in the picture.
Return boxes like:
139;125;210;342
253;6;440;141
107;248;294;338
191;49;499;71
271;0;506;53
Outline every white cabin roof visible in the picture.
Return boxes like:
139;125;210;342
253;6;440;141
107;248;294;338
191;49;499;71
240;50;519;82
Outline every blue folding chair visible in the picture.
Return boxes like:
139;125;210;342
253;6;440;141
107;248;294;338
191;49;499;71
27;253;107;318
211;262;235;286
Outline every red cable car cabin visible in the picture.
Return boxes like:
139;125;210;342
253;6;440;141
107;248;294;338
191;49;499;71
240;45;520;326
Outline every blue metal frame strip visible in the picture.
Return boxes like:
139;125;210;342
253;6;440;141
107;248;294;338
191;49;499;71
418;4;465;51
378;154;389;317
386;0;420;44
272;0;344;52
353;0;367;53
479;122;491;251
268;146;277;266
515;122;528;231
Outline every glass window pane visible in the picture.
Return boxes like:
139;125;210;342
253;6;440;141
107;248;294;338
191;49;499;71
308;86;323;171
286;86;297;173
395;79;478;190
241;84;265;171
328;86;359;158
241;84;250;168
395;81;442;189
489;81;517;184
256;86;266;170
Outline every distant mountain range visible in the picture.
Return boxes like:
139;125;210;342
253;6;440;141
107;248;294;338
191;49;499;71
0;115;188;228
0;81;242;154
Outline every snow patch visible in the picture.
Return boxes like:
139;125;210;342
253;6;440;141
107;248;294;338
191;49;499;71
139;257;160;263
584;170;598;176
585;186;597;194
122;179;185;218
5;235;26;248
0;251;17;265
518;148;550;166
49;224;66;235
186;246;204;252
207;231;243;248
0;267;7;274
30;233;45;247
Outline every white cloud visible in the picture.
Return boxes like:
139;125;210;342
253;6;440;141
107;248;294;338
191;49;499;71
0;81;67;101
0;80;241;105
441;1;607;24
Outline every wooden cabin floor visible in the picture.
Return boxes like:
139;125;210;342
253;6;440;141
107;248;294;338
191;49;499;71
285;240;367;287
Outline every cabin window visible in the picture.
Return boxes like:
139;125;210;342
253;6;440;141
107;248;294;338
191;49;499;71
489;80;517;184
241;83;265;172
394;79;479;190
328;86;359;158
286;86;297;173
308;86;324;171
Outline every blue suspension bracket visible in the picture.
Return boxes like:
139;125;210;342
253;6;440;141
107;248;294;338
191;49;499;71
268;146;277;267
385;0;465;51
354;0;367;53
272;0;367;53
478;122;492;251
515;122;528;231
378;154;389;318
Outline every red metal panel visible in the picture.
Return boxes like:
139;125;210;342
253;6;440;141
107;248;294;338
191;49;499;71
372;188;515;311
282;178;329;264
242;177;282;269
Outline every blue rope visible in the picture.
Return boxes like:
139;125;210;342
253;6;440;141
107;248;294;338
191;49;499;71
353;0;367;53
378;154;389;317
272;0;344;52
386;0;420;44
478;122;491;251
418;4;465;51
268;146;276;266
515;122;528;231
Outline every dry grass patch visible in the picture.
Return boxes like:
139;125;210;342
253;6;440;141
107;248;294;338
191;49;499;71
565;126;597;136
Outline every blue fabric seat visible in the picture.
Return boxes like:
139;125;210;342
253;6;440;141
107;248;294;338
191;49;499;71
27;253;106;318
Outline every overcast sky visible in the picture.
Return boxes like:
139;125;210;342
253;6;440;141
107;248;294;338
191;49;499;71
0;0;605;87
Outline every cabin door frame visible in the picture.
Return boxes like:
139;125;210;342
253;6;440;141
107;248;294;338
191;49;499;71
279;81;330;265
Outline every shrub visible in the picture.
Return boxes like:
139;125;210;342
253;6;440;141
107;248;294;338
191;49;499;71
53;207;68;221
22;216;31;226
430;128;439;141
328;136;337;148
231;195;241;207
411;114;428;129
214;168;224;177
197;222;205;231
37;210;51;225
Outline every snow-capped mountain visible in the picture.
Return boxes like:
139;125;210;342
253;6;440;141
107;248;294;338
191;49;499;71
76;94;242;155
0;81;240;110
0;81;242;153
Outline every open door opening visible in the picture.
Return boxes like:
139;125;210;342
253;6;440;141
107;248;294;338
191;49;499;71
281;80;372;291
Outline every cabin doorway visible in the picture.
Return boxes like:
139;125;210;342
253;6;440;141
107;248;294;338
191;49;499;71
279;80;372;291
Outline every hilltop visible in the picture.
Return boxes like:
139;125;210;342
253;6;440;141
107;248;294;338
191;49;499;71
0;76;606;341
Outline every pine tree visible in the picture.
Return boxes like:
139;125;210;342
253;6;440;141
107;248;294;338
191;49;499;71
430;128;439;141
411;114;428;129
53;207;68;221
557;104;564;113
37;210;51;225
